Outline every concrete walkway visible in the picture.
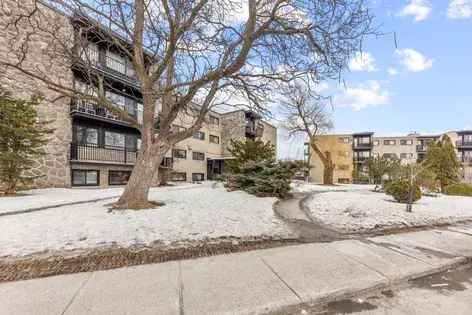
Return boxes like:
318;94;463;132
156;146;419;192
2;225;472;315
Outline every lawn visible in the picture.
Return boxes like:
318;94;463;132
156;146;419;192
295;183;472;233
0;182;293;258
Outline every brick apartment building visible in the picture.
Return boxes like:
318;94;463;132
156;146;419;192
0;2;276;188
306;131;472;184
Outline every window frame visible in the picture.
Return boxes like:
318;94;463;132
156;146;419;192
71;169;100;186
209;135;220;144
192;151;205;161
209;115;220;126
400;139;413;146
173;149;187;159
171;172;187;181
192;131;205;140
192;173;205;182
108;170;132;186
383;139;396;146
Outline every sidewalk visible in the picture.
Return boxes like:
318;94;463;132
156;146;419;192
1;225;472;315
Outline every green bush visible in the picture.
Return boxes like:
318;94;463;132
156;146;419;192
385;180;422;203
226;160;300;198
444;183;472;197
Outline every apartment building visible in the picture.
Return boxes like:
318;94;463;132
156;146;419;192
0;3;276;188
306;131;472;184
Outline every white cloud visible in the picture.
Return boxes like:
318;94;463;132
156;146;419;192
333;81;390;111
387;67;399;76
398;0;432;22
448;0;472;19
349;52;378;72
395;49;434;72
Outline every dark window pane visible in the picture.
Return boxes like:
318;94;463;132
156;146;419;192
109;171;131;185
192;173;204;181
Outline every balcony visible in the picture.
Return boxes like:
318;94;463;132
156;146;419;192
353;142;372;149
71;143;137;165
245;123;264;138
456;140;472;149
78;47;139;87
416;145;428;152
353;156;370;163
70;143;173;168
70;99;141;127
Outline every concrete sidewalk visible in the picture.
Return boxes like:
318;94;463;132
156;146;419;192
2;225;472;315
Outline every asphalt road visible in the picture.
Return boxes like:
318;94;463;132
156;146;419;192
270;264;472;315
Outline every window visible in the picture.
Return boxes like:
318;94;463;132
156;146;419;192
209;115;220;126
210;135;220;144
383;140;396;145
80;42;99;65
192;173;204;181
383;153;398;159
72;170;99;186
400;153;414;159
192;151;205;161
172;125;186;133
109;171;131;185
173;149;186;159
193;131;205;140
105;131;125;149
357;137;371;144
464;135;472;143
400;139;413;145
373;140;379;146
75;125;98;146
171;172;187;181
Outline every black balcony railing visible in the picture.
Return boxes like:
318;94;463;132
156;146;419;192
416;144;428;152
70;143;174;168
456;140;472;148
70;99;143;125
353;156;370;162
245;123;264;137
79;47;139;86
71;143;137;165
353;142;372;149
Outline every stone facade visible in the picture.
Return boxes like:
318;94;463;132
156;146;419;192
0;1;74;188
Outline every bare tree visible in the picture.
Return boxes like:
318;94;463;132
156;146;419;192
0;0;374;208
279;83;335;184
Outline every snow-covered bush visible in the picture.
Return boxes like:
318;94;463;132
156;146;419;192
385;180;421;203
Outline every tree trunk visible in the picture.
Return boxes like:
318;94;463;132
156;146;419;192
323;164;334;185
113;146;166;209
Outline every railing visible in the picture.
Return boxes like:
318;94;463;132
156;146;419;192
462;156;472;164
70;99;142;126
79;46;138;85
353;142;372;149
70;143;137;165
456;140;472;148
245;123;264;137
161;157;173;169
353;156;370;162
416;145;428;152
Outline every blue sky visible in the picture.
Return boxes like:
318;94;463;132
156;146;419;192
278;0;472;159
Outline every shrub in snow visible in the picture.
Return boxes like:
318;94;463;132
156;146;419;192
385;180;421;203
227;160;299;198
444;183;472;197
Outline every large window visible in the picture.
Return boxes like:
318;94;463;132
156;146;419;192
192;151;205;161
105;131;125;149
171;172;187;181
192;173;204;181
464;135;472;143
400;139;413;145
209;135;220;144
72;170;99;186
109;171;132;185
75;125;98;146
209;115;219;126
400;153;414;159
173;149;187;159
383;140;396;145
193;131;205;140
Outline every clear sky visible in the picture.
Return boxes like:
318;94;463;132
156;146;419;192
278;0;472;160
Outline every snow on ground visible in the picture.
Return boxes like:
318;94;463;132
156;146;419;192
0;182;196;215
291;181;376;193
304;184;472;233
0;182;292;257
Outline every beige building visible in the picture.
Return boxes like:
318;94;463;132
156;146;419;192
0;2;277;188
307;131;472;184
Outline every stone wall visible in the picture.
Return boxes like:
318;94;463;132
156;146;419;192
0;1;74;188
220;111;246;157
